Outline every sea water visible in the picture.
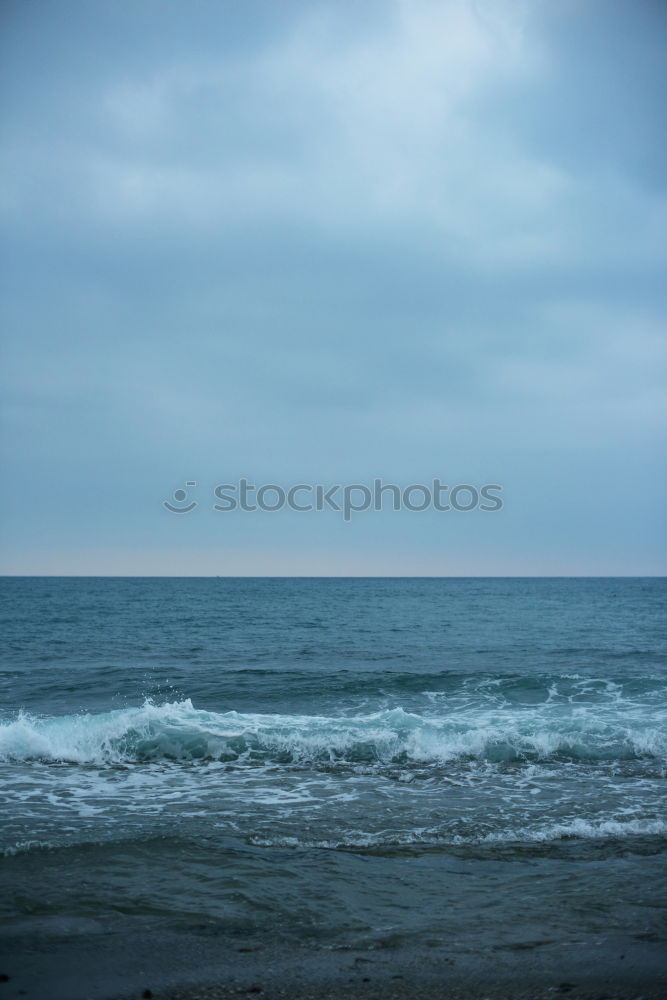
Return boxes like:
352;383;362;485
1;577;665;956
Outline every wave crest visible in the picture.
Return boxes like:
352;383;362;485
0;699;664;767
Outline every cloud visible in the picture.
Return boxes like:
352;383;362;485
0;1;561;238
0;0;664;573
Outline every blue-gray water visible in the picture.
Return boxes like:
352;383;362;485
1;577;666;961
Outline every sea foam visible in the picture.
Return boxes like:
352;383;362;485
0;698;664;766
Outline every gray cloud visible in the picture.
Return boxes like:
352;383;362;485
0;0;665;574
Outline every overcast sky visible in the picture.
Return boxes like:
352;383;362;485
1;0;665;575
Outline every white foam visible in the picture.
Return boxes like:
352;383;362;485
247;816;667;850
0;698;664;767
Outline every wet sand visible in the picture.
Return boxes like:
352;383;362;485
1;923;666;1000
158;984;667;1000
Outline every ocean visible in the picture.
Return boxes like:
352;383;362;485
1;577;666;996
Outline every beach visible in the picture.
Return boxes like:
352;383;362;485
2;923;667;1000
1;578;665;1000
3;0;665;995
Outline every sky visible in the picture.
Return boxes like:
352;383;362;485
0;0;665;576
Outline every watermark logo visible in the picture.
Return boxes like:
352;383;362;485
163;479;503;521
163;481;198;513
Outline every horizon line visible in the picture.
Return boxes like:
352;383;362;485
1;574;665;581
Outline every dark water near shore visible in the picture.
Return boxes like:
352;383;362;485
1;577;666;961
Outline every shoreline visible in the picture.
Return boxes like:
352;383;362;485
2;925;666;1000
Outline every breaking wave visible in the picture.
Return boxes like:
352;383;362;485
1;698;664;767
